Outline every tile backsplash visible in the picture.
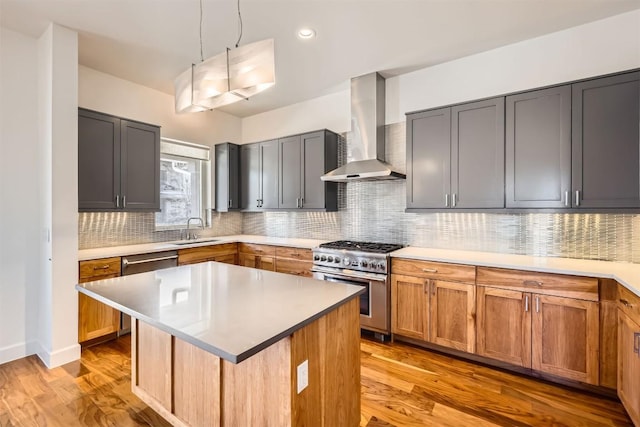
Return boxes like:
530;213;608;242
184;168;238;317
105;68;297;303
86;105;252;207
79;122;640;263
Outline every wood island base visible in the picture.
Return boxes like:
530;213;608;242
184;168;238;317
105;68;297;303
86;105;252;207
131;298;360;426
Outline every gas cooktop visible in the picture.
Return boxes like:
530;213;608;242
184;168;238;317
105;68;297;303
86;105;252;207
318;240;404;254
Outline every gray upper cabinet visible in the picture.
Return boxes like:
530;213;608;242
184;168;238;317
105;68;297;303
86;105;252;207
240;139;279;210
572;72;640;208
279;135;302;209
215;142;240;212
407;98;504;209
78;108;160;212
407;107;451;209
506;86;571;208
452;98;505;208
301;130;338;210
240;143;261;211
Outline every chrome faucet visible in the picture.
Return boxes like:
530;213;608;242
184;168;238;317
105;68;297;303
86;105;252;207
186;217;204;240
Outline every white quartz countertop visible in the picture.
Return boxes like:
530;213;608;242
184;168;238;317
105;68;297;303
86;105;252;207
76;262;363;363
392;247;640;297
78;235;327;261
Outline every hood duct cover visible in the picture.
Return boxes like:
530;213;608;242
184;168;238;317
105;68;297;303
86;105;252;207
321;72;405;182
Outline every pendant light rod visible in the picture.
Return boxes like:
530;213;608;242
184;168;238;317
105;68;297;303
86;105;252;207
199;0;204;61
235;0;243;48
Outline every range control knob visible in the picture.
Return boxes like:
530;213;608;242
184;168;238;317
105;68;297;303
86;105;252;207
320;255;327;262
343;257;350;266
360;260;368;268
313;255;320;261
334;257;341;263
377;262;386;270
327;256;334;262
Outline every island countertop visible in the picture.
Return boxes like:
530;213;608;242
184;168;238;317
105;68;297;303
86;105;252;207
76;262;364;363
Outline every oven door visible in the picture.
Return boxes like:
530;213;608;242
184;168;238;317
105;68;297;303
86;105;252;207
312;268;389;334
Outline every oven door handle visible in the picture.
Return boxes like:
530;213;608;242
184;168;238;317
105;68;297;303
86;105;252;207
311;267;387;282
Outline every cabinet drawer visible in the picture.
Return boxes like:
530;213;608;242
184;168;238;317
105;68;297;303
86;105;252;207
276;259;312;277
79;257;121;281
619;285;640;326
477;267;598;301
391;258;475;285
238;243;276;256
178;243;237;265
275;246;312;261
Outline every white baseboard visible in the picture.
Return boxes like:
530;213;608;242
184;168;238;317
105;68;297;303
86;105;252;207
0;341;38;365
36;342;81;368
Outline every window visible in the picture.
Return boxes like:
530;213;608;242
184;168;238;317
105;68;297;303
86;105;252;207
155;138;210;229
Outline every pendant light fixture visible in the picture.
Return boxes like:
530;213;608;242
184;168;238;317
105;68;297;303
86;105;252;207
174;0;275;113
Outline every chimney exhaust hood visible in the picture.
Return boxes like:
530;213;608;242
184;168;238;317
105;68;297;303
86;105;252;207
321;73;405;182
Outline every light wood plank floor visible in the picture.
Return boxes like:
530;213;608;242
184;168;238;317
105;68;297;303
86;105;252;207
0;336;633;426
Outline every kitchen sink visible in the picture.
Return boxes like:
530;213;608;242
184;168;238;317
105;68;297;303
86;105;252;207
170;238;220;246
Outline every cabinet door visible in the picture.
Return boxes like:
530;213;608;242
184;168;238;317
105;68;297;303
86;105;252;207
505;86;571;208
451;97;505;208
278;135;302;209
260;140;279;209
238;253;258;268
302;131;330;209
240;144;262;211
215;143;240;211
406;108;451;209
429;280;476;352
258;256;276;271
572;72;640;208
476;287;531;368
120;120;160;211
531;294;599;384
391;274;428;340
78;109;120;211
618;312;640;426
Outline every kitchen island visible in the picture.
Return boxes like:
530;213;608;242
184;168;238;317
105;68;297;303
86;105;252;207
76;262;364;426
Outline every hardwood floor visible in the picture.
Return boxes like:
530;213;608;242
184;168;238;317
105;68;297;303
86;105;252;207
0;336;632;426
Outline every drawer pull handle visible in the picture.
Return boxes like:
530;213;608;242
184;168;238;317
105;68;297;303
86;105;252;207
523;280;543;287
422;268;438;273
620;299;631;307
524;295;529;312
93;265;111;270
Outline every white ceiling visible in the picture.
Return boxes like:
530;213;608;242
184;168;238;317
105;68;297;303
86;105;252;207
2;0;639;117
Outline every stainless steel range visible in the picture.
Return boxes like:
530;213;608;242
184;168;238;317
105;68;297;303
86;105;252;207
311;240;403;338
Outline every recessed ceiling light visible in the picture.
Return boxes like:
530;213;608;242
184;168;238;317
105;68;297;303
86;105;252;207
297;28;316;39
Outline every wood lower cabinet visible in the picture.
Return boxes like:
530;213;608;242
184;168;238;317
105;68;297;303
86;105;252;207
618;286;640;426
477;286;531;368
275;247;312;277
391;260;476;353
177;243;238;266
238;243;277;271
78;257;121;344
477;267;600;385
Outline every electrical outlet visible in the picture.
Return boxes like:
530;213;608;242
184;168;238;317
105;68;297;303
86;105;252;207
297;359;308;394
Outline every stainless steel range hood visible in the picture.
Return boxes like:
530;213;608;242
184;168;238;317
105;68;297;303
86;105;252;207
321;73;405;182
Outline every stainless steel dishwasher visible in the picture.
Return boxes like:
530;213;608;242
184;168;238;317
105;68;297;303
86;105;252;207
120;250;178;334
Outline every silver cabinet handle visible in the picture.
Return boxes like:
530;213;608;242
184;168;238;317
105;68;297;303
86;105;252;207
524;295;529;312
445;194;449;207
122;254;178;266
115;195;120;208
535;296;540;313
575;190;580;207
229;199;232;208
634;332;640;355
300;197;304;208
452;193;457;208
122;195;126;208
523;280;543;287
296;198;300;208
422;268;438;273
620;299;631;307
93;265;111;271
564;191;569;207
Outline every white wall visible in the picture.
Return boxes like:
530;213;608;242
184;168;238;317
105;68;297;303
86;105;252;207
241;9;640;139
386;9;640;123
241;90;349;143
79;66;242;146
0;28;41;364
